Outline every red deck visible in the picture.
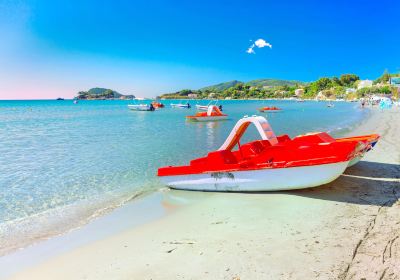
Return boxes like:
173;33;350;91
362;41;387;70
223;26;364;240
158;133;378;177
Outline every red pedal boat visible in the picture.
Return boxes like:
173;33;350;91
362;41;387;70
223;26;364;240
186;105;228;122
158;116;379;191
151;101;165;109
258;106;282;112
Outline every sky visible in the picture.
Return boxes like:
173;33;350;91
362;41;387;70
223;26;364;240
0;0;399;99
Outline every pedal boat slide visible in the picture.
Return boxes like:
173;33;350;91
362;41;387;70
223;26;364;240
186;105;228;122
158;116;379;191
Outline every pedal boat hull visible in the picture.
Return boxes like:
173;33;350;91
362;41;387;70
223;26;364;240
161;161;349;192
187;105;228;122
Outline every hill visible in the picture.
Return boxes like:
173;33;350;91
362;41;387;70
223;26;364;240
199;79;303;93
76;88;135;100
200;80;242;92
158;72;395;100
159;78;305;99
245;78;304;87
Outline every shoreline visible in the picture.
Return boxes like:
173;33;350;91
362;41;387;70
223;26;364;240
2;107;399;279
0;190;182;278
0;98;363;102
0;100;367;258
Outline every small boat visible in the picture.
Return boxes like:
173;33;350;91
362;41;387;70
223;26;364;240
327;101;334;108
258;106;282;112
158;116;379;192
171;102;191;109
195;104;209;111
151;101;165;109
196;100;218;111
128;104;155;111
186;105;228;122
73;100;79;104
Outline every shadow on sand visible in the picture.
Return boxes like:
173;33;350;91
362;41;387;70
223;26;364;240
290;161;400;207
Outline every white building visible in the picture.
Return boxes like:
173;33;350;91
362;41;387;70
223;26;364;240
357;80;373;89
294;89;304;97
345;88;357;94
188;93;197;98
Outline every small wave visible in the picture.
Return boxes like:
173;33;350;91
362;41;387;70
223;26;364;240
0;181;163;257
326;108;372;137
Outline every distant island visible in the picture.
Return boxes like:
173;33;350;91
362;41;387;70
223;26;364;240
159;72;399;101
76;88;135;100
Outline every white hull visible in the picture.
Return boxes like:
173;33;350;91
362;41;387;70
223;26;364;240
346;143;375;168
161;161;349;192
347;155;363;167
128;105;152;111
195;105;209;111
171;104;190;108
189;116;228;122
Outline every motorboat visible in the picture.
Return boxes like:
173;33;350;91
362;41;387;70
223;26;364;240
196;100;218;111
258;106;282;112
158;116;379;192
186;105;228;122
171;102;191;109
128;104;155;111
196;104;210;111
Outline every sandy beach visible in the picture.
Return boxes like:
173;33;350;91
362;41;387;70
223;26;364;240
2;107;399;280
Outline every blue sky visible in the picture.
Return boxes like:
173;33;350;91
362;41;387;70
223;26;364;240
0;0;399;99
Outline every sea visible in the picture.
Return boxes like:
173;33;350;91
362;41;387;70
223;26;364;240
0;99;370;254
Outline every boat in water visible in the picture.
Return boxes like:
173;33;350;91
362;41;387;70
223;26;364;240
258;106;282;112
196;100;218;111
186;105;228;122
327;101;335;108
158;116;379;192
151;101;165;109
128;104;155;111
171;102;191;109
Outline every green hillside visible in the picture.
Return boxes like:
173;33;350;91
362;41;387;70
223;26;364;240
76;88;135;100
246;78;304;87
200;80;242;92
158;71;397;100
199;79;303;93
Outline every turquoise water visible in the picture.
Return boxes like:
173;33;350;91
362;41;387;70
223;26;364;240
0;99;368;252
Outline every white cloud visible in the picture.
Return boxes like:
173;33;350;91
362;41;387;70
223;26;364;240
254;39;272;49
246;38;272;54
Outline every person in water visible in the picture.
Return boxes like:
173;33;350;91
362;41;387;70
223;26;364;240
149;103;155;111
219;105;223;111
187;102;191;108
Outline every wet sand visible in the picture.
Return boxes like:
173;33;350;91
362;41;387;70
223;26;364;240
3;108;400;280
